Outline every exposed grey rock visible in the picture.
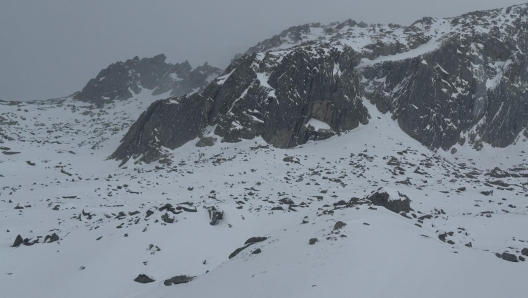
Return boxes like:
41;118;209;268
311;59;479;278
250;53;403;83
244;237;267;245
309;238;318;245
2;151;20;155
229;244;252;259
163;275;194;286
111;4;528;163
111;95;212;163
74;54;222;106
501;252;518;262
111;47;369;163
195;137;217;147
333;221;347;230
362;8;528;150
283;156;300;164
176;206;197;212
134;274;155;283
521;248;528;256
366;188;411;213
159;204;175;213
208;207;224;226
44;233;59;243
161;213;175;224
12;235;23;247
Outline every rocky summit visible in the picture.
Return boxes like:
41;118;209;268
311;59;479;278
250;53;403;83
112;4;528;164
74;54;223;106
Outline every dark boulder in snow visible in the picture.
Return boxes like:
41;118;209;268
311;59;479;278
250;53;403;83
309;238;318;245
161;213;175;224
163;275;194;286
244;237;267;245
12;235;23;247
366;188;411;213
521;248;528;256
500;252;518;262
44;233;59;243
195;137;217;147
229;244;252;259
333;221;347;230
134;274;155;283
208;207;224;225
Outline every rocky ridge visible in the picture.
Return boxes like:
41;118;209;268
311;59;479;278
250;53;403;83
111;3;528;164
74;54;222;106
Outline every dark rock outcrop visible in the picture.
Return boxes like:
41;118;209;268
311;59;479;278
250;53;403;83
134;274;155;283
244;237;267;245
44;233;59;243
208;207;224;226
367;188;411;213
74;54;222;106
500;252;518;262
163;275;194;286
112;47;369;163
111;4;528;163
229;244;252;259
161;213;175;224
12;235;23;247
333;221;347;230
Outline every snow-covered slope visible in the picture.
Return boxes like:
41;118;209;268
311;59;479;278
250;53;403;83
3;3;528;298
2;92;528;297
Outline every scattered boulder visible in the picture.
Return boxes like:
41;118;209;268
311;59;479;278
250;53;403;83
196;137;217;147
333;221;347;230
161;213;175;224
521;248;528;256
159;203;176;213
309;238;318;245
164;275;194;286
12;235;23;247
366;188;411;213
2;151;21;155
244;237;267;245
134;274;155;283
480;190;493;196
283;156;300;164
229;244;252;259
176;206;197;212
208;207;224;225
501;252;518;262
44;233;59;243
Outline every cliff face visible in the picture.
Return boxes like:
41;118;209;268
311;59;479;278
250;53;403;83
112;3;528;163
74;54;222;106
111;47;370;163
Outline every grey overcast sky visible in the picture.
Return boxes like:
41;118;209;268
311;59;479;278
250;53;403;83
0;0;525;101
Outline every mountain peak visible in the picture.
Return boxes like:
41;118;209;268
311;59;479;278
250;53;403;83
74;54;222;105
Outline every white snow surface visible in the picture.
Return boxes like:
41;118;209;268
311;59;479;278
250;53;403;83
306;118;331;131
1;92;528;298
